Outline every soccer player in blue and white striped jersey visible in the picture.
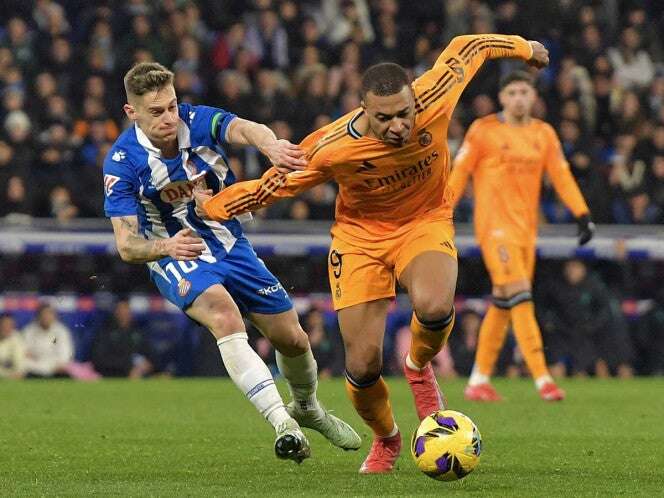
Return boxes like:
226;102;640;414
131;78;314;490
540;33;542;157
103;62;360;462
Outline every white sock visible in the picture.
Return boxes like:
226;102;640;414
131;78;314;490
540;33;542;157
383;424;399;439
468;364;490;386
276;348;321;412
405;354;423;372
218;333;291;428
535;374;553;390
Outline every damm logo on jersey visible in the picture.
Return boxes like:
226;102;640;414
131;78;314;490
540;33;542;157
160;180;198;204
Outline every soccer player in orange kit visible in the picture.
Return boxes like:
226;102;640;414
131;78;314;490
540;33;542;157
447;70;595;403
196;36;549;473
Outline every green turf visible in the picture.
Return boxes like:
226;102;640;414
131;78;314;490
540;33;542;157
1;378;663;497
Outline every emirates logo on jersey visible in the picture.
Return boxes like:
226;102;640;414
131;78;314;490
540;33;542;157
418;129;432;147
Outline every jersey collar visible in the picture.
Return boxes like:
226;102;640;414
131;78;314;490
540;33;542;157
134;118;191;156
346;110;364;139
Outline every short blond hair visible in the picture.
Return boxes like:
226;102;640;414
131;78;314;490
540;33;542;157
123;62;174;99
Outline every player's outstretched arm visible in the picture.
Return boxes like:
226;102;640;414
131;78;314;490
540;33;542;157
111;216;205;263
226;117;307;173
542;125;594;246
415;35;544;118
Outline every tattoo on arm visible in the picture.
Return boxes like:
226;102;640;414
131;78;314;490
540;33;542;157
112;216;167;263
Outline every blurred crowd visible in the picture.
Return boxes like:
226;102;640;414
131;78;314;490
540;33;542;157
2;260;663;380
0;0;663;223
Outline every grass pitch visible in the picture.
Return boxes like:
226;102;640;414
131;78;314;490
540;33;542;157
1;378;662;497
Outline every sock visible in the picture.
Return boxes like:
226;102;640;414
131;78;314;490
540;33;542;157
510;300;550;380
345;374;396;438
408;308;455;369
276;348;321;412
468;365;491;387
535;374;554;390
218;333;290;429
472;304;511;380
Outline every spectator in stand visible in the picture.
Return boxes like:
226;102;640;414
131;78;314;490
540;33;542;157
244;8;289;70
22;303;74;378
91;299;154;378
648;155;664;223
300;307;344;378
321;0;374;47
635;288;664;375
0;313;26;379
607;26;655;91
538;260;634;378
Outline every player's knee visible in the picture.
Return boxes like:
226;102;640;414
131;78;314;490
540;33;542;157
345;354;382;384
412;298;454;325
206;311;245;339
493;280;531;299
492;290;533;310
271;326;309;356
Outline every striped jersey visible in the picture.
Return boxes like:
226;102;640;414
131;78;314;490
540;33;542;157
103;103;245;265
202;35;534;245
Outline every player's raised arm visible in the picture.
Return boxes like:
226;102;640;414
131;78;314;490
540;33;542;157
414;35;544;117
542;125;595;245
110;216;205;263
225;117;307;173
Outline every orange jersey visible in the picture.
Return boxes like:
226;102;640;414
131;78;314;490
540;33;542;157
448;113;589;245
204;35;533;245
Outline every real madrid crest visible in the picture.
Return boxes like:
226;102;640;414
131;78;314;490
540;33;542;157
418;129;432;147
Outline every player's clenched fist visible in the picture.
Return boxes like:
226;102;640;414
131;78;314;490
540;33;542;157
264;139;308;173
164;228;205;260
527;41;549;68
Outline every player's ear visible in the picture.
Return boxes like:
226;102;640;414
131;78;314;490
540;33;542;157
123;103;136;121
360;99;367;112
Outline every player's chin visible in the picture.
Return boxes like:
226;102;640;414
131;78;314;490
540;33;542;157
385;136;407;147
161;128;177;139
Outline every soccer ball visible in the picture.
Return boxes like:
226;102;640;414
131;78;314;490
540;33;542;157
410;409;482;481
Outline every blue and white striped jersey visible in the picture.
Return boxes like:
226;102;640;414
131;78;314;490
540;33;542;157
103;103;249;264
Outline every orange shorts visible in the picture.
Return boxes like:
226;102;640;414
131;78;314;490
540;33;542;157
328;220;457;310
480;239;536;286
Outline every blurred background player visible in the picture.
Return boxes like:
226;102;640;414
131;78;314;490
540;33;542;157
448;70;596;402
103;62;360;463
198;34;549;473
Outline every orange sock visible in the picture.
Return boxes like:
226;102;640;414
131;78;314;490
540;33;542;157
409;309;455;369
510;300;549;379
474;304;511;376
345;376;395;438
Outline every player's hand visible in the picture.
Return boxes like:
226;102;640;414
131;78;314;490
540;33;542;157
263;139;308;173
192;186;213;219
526;41;549;68
576;214;595;246
164;228;205;260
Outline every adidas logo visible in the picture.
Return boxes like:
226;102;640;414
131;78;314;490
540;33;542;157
356;160;377;173
189;111;196;121
112;150;126;162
